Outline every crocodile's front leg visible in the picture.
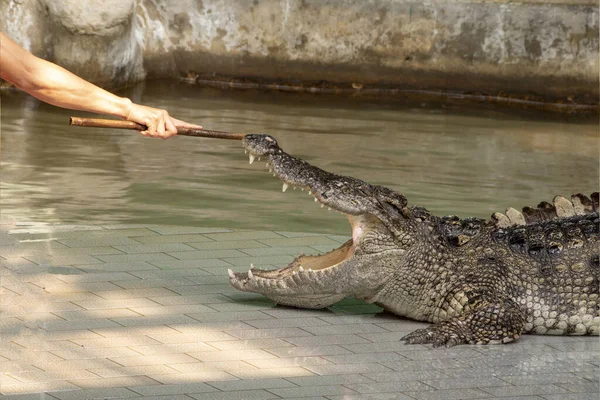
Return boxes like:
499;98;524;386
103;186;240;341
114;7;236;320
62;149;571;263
402;296;525;347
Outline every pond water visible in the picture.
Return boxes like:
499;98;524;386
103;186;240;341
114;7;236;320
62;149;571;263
1;81;598;234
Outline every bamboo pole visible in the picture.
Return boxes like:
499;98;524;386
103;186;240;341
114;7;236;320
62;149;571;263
69;117;246;140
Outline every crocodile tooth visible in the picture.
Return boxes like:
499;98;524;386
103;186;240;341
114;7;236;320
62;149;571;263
277;280;286;289
247;269;254;279
299;266;305;272
258;157;261;161
301;188;304;191
285;276;297;287
249;154;255;164
293;186;297;190
321;204;324;208
314;198;318;202
308;191;312;195
244;150;248;154
328;207;331;211
282;183;289;192
292;270;297;275
227;269;235;279
269;168;273;173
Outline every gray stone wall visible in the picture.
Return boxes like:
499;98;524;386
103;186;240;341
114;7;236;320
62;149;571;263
1;0;598;105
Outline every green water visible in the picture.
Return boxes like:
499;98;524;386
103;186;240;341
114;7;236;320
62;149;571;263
1;81;598;234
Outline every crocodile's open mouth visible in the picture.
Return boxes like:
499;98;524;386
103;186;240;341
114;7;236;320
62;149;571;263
228;150;370;291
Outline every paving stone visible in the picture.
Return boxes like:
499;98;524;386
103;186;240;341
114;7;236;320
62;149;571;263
244;317;332;329
230;367;315;379
94;253;178;264
305;363;394;375
187;310;273;322
1;394;63;399
206;377;297;391
498;373;591;386
146;258;233;270
148;371;237;384
481;384;571;397
206;338;294;351
148;332;238;344
41;281;123;294
70;336;161;349
542;394;600;400
72;298;160;310
132;234;215;244
187;349;277;362
88;365;180;378
406;388;492;400
285;374;375;387
34;318;122;331
54;271;137;283
128;342;219;355
187;389;281;400
257;237;341;247
68;376;161;389
76;261;159;272
93;287;178;300
269;385;358;397
129;382;218;396
266;345;352;358
226;327;314;340
363;370;451;383
188;239;268;250
59;236;144;247
168;249;248;260
0;381;80;395
24;255;105;266
53;308;141;321
221;255;294;266
149;293;233;306
113;243;197;254
127;304;216;316
422;376;510;390
346;381;433;394
149;226;231;235
322;352;408;364
327;394;414;400
284;334;371;347
169;360;257;373
557;381;600;393
241;246;317;256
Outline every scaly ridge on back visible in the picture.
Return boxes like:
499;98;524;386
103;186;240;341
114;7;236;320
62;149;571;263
492;192;599;228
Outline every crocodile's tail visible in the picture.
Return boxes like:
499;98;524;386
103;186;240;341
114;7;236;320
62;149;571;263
492;192;599;228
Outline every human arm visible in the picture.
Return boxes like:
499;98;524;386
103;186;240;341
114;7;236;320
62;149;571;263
0;32;200;138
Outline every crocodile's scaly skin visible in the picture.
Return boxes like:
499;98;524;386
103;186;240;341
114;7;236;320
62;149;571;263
228;134;599;347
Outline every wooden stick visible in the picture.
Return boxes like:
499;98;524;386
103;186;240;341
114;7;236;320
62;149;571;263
69;117;246;140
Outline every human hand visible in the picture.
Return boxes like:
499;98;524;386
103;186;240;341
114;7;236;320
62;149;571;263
125;103;202;139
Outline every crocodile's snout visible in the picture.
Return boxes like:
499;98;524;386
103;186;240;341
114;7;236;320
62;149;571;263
242;134;279;159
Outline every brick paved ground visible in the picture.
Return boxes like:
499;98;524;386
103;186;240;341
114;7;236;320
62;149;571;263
1;221;598;399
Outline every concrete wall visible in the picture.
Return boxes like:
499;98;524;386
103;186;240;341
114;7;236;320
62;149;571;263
1;0;598;106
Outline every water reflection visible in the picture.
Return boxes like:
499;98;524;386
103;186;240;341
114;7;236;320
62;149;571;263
1;82;598;234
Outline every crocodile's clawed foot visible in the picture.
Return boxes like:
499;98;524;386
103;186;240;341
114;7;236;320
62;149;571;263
401;327;467;348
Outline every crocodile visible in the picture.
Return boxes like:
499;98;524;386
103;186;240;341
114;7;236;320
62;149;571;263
227;134;599;346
